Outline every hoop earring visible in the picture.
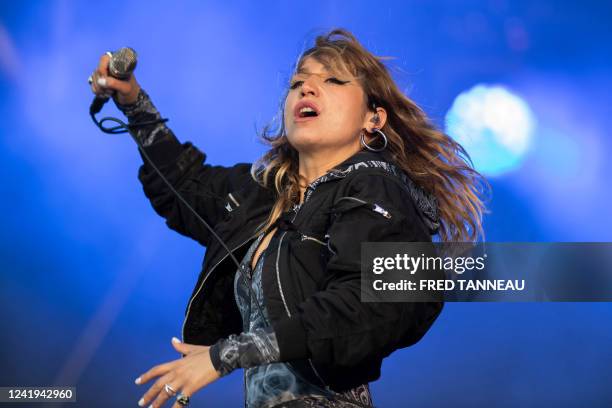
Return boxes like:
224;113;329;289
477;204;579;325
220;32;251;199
360;128;388;152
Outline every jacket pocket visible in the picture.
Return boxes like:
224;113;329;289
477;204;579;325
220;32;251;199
330;196;393;219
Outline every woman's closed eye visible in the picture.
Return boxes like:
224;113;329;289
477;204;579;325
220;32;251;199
325;77;350;85
289;77;350;89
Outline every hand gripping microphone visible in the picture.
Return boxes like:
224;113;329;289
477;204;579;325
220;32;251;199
89;47;138;115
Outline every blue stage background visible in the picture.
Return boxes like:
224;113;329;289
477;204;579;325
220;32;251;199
1;1;611;407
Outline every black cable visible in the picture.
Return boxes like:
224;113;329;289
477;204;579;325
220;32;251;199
92;110;246;272
91;109;375;408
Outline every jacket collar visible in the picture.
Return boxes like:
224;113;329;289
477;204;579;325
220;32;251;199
301;149;440;235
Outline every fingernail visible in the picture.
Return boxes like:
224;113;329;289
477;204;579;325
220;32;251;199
135;376;141;385
172;337;181;343
97;77;107;87
137;397;144;406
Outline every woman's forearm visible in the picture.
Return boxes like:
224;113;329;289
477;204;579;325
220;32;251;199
114;88;177;147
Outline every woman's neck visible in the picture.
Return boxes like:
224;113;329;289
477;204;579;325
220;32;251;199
297;144;361;204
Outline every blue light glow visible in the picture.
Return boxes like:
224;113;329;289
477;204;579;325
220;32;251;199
445;84;536;177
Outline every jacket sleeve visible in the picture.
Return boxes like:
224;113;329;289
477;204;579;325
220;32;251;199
118;89;254;247
273;172;443;367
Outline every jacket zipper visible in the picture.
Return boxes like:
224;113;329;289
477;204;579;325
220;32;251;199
335;196;392;219
275;201;303;317
275;198;329;390
300;233;326;246
275;230;293;317
180;235;255;342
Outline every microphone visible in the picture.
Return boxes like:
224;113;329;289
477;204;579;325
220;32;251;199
90;47;138;115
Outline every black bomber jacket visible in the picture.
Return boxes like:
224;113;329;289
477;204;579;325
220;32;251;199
137;137;444;392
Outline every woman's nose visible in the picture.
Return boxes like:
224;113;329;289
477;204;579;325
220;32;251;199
300;77;318;97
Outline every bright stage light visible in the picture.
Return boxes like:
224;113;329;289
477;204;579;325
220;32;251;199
445;84;536;177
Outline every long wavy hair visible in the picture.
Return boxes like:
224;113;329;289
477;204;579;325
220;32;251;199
250;28;489;242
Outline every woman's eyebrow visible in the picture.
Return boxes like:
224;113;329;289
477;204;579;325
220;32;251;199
295;69;325;77
293;69;345;78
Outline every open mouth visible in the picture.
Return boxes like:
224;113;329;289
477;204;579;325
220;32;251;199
298;107;318;118
294;101;320;120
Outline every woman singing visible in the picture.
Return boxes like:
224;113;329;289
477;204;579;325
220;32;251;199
89;29;486;408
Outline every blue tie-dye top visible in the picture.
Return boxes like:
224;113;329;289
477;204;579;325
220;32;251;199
234;232;325;408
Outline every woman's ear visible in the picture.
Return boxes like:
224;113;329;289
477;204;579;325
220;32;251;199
364;107;387;132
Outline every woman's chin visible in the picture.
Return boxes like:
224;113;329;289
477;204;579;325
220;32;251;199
287;132;326;151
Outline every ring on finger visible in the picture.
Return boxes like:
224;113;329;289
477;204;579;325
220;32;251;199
176;392;190;406
90;72;100;91
163;383;177;397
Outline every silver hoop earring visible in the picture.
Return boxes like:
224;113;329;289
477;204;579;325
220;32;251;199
360;128;388;152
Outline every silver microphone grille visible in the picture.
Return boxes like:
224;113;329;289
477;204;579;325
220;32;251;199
109;47;138;80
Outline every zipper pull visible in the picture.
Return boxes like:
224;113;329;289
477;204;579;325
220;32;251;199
300;232;327;245
372;203;392;219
